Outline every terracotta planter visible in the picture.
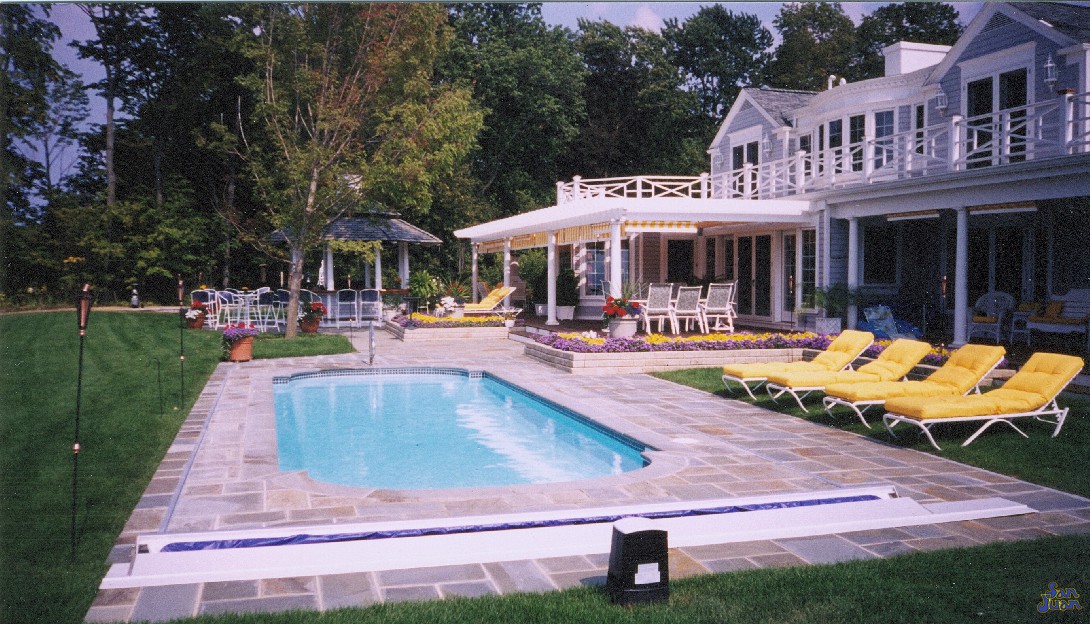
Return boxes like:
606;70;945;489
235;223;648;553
608;317;639;338
228;336;254;362
299;318;321;334
186;313;206;330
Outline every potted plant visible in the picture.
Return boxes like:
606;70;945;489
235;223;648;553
517;249;548;316
409;270;441;314
185;300;208;329
813;284;858;334
222;323;259;361
299;301;326;333
602;292;642;338
556;268;580;321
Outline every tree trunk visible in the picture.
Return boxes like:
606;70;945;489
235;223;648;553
104;76;116;207
285;246;304;339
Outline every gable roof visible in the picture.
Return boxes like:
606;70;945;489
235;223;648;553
1012;2;1090;43
271;214;442;246
710;87;816;150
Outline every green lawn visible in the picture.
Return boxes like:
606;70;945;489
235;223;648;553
652;367;1090;499
2;315;1086;624
0;311;352;624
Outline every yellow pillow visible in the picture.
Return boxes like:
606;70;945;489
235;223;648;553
1044;300;1064;318
1017;302;1039;313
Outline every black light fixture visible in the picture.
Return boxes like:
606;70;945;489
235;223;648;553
177;275;185;407
71;284;92;560
606;518;669;605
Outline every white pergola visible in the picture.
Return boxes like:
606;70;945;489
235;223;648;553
455;195;811;325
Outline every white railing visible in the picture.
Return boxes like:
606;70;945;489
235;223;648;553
557;174;709;204
556;91;1090;204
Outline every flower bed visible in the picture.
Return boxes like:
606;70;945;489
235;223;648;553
385;313;522;341
527;331;976;376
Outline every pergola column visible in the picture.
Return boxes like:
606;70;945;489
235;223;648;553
547;230;558;325
471;244;479;303
503;238;512;308
398;241;409;289
846;216;859;329
609;219;623;298
374;245;383;293
952;207;969;346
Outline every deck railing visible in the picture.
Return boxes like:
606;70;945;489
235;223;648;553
557;91;1090;204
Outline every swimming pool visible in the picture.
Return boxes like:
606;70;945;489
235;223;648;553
272;368;650;490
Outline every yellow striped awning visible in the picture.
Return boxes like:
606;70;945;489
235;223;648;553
624;220;698;234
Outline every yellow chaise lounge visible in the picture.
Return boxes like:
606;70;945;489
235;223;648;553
721;330;874;400
882;352;1084;450
821;343;1006;427
462;286;516;314
763;338;933;412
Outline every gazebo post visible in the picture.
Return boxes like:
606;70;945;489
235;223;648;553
547;230;558;325
398;241;409;289
503;239;512;308
364;264;372;288
471;244;479;303
847;217;859;329
374;244;383;293
324;243;335;291
609;219;623;298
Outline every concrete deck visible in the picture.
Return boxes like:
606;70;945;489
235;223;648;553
86;331;1090;622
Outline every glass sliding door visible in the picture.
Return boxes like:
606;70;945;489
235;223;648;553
736;234;772;317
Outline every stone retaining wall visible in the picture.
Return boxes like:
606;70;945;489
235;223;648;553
524;342;804;375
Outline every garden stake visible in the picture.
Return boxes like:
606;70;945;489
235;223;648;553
71;283;92;561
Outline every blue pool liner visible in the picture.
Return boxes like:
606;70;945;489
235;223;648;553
161;494;881;552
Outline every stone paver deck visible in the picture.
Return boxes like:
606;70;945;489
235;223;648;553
86;330;1090;622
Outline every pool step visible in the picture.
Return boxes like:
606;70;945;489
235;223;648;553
101;486;1033;589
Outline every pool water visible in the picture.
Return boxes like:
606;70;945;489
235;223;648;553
273;370;648;490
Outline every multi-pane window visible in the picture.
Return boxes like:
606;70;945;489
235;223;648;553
801;230;816;308
732;141;760;196
584;242;605;296
722;239;735;280
705;238;716;279
874;110;894;169
783;234;797;312
799;134;812;177
849;115;866;171
914;104;926;154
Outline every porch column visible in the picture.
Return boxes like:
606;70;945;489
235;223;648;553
324;243;335;291
503;238;512;308
373;245;383;292
364;264;372;289
398;241;409;289
952;207;969;346
609;219;623;298
846;217;859;329
546;231;558;325
471;244;479;303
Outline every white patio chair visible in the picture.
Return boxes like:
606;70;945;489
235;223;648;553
671;286;706;334
256;290;282;332
642;283;675;334
214;291;244;328
702;282;736;332
190;289;217;328
968;291;1015;343
335;289;359;328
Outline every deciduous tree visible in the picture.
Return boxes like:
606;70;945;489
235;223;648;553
847;3;963;81
768;2;856;92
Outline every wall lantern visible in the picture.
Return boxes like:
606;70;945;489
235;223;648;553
934;91;948;115
1044;53;1058;90
761;136;772;156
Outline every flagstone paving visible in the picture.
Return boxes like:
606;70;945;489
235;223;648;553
86;329;1090;622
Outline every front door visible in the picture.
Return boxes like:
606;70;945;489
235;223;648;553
736;235;772;317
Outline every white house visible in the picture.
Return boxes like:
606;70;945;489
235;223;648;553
455;2;1090;346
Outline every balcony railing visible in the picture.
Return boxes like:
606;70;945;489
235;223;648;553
557;91;1090;205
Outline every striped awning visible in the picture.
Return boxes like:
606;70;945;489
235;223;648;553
624;219;699;234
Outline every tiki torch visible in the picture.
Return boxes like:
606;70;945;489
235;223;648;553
178;276;185;408
71;284;92;560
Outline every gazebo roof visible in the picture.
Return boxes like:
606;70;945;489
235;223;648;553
272;214;442;246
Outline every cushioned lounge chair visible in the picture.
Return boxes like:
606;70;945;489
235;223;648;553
462;286;516;314
721;330;874;400
821;343;1006;427
882;352;1084;450
764;338;933;412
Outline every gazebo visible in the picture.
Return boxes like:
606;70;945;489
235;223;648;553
272;213;442;291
